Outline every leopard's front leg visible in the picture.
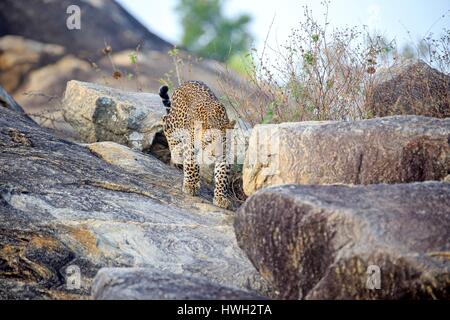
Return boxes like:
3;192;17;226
182;132;200;196
213;161;232;210
182;158;200;196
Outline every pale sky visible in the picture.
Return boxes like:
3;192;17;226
117;0;449;52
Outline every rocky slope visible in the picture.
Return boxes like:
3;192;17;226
0;104;271;299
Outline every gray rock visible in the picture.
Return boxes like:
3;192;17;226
0;106;271;299
235;182;450;299
0;84;27;115
1;84;37;128
366;60;450;118
62;80;165;151
243;116;450;195
92;268;267;300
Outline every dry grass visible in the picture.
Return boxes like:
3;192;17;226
218;2;450;125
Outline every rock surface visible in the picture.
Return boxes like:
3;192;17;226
15;56;93;110
1;84;35;125
366;60;449;118
62;80;165;151
92;268;266;300
243;116;450;195
235;183;450;299
1;84;28;115
0;106;270;299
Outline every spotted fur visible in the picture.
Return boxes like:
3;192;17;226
159;81;235;209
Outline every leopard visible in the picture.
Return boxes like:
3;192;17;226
159;81;236;209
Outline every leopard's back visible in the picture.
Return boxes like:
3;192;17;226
167;81;231;130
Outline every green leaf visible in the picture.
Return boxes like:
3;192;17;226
304;51;315;65
261;102;276;124
326;79;334;89
261;110;273;124
129;52;138;65
168;48;180;57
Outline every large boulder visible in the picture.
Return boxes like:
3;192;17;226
92;268;266;300
62;80;165;151
366;60;449;118
0;106;271;299
235;183;450;299
243;116;450;195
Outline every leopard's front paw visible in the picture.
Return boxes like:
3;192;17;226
182;182;199;196
213;195;232;210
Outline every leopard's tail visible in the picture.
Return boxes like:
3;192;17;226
159;85;171;113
